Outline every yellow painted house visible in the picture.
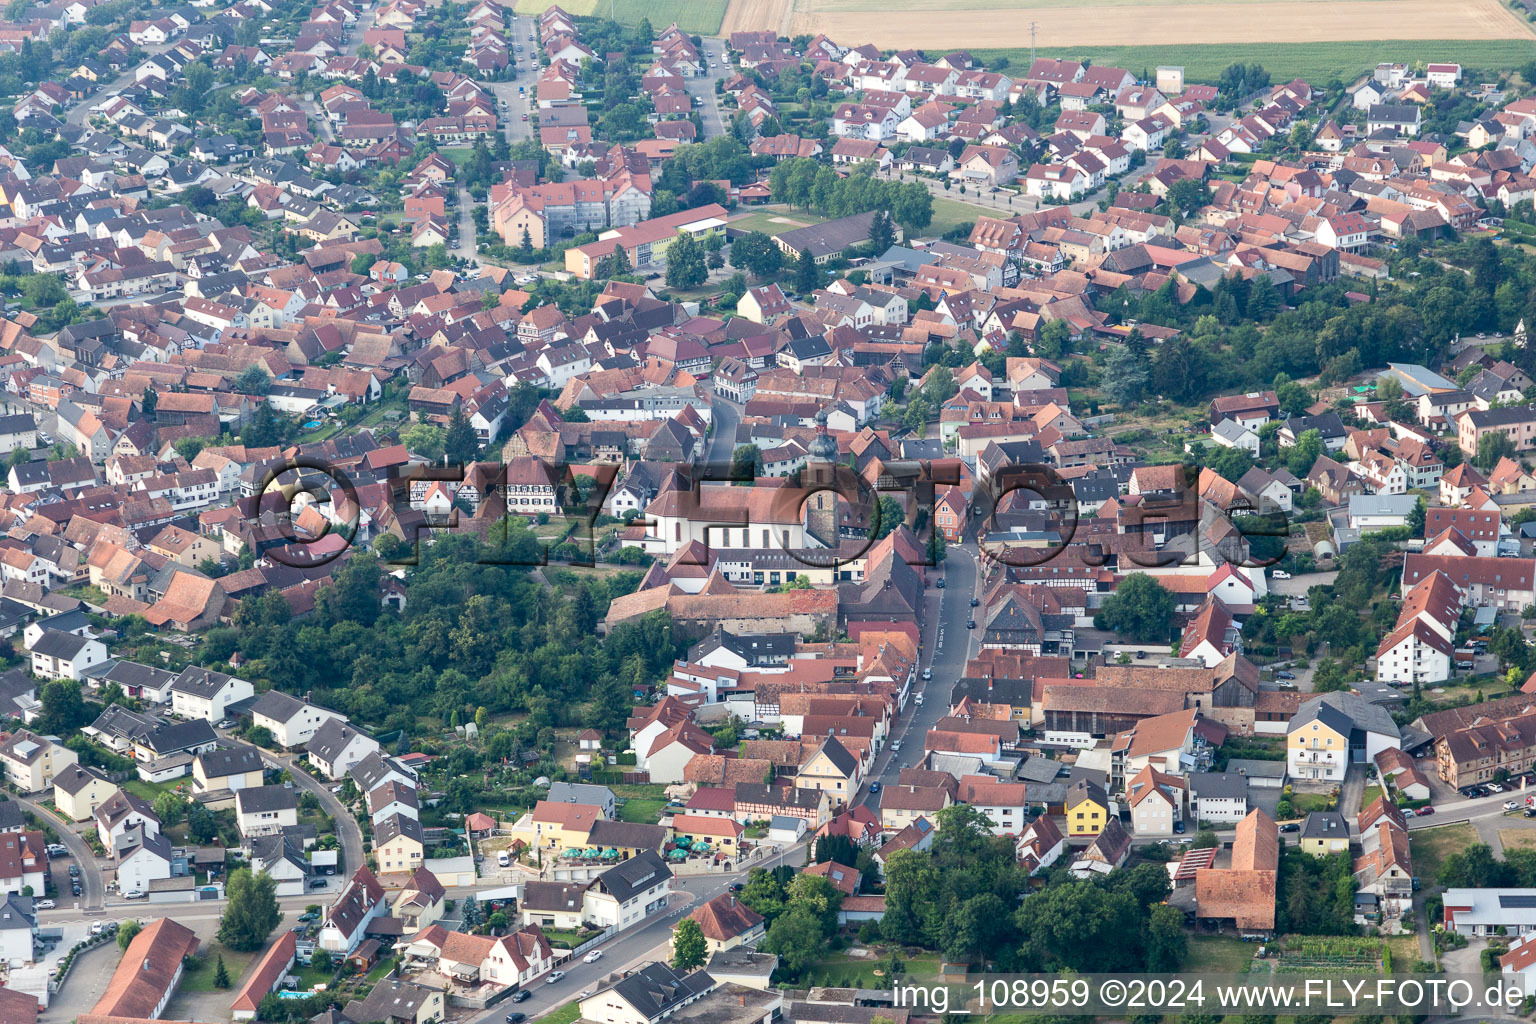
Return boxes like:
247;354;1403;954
53;764;116;821
1299;811;1351;856
796;736;861;803
376;813;425;875
1066;778;1110;837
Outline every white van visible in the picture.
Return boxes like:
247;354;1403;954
497;850;511;867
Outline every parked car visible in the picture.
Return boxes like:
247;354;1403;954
522;113;528;121
1279;822;1300;833
969;597;979;607
914;694;924;706
1276;671;1296;680
1491;783;1507;793
921;668;932;680
1417;806;1436;816
547;971;566;984
1172;821;1185;834
36;899;54;909
584;950;603;964
123;890;145;900
68;865;79;877
506;1014;527;1023
310;878;328;888
869;781;882;793
512;989;533;1002
966;619;975;629
1273;570;1291;579
936;577;945;588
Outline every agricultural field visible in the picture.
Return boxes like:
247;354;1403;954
716;0;1535;65
972;38;1536;85
511;0;728;34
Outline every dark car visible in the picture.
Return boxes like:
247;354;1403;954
1279;823;1300;833
506;1014;527;1023
966;619;975;629
1172;821;1185;834
869;781;882;793
309;878;329;888
969;597;979;607
936;578;945;589
1418;806;1437;816
1136;651;1146;659
512;990;533;1003
1276;671;1296;680
729;882;744;892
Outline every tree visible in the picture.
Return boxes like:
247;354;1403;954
1146;904;1187;971
218;868;282;952
461;893;483;928
401;423;446;463
214;954;232;989
1103;345;1149;406
141;387;158;417
117;919;142;950
236;365;272;396
1285;428;1325;477
665;232;708;290
1477;430;1517;471
444;405;479;465
154;791;188;827
762;905;826;978
672;917;708;970
873;495;905;540
869;209;895;253
39;679;90;733
794;247;819;294
730;443;764;479
1093;573;1175;643
729;231;783;278
351;252;377;275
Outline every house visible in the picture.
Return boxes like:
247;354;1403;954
343;980;445;1024
249;834;308;897
249;690;348;748
28;629;107;680
0;893;36;970
53;763;116;821
1194;809;1279;936
95;789;160;854
393;865;448;932
407;923;557;990
1187;772;1248;824
1502;932;1536;996
1065;778;1110;836
577;962;718;1024
1287;691;1401;782
376;813;425;875
1015;814;1066;875
235;785;299;837
116;823;173;894
1444;888;1536;937
1299;811;1350;855
584;849;673;930
0;729;77;793
307;719;380;779
681;893;765;953
1126;764;1185;836
319;865;387;953
0;831;45;896
193;743;266;794
90;917;200;1020
169;666;254;723
231;931;297;1021
796;736;861;804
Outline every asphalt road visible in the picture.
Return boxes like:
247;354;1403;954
703;397;740;471
470;842;809;1024
16;795;103;912
684;41;732;139
860;545;981;812
261;748;364;891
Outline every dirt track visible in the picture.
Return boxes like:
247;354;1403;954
718;0;1535;49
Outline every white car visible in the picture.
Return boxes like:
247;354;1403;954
1507;800;1521;811
914;695;924;706
584;950;603;964
1272;570;1291;579
36;899;54;909
546;971;566;984
90;922;105;935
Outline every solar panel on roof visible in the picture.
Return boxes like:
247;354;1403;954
1499;895;1536;908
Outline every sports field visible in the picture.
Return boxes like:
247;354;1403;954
512;0;728;35
719;0;1534;56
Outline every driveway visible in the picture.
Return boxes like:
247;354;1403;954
16;796;103;912
1269;570;1338;596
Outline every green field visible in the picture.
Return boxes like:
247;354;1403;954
1186;935;1262;973
971;38;1536;85
617;797;668;823
728;209;828;235
927;196;997;235
510;0;727;35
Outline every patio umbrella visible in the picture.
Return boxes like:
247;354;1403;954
603;848;619;859
583;848;599;858
561;849;580;858
669;849;688;860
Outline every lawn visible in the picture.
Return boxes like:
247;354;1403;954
1501;827;1536;852
1290;792;1335;814
1361;785;1384;812
540;999;583;1024
617;797;668;823
1186;935;1261;973
509;0;726;34
179;943;258;992
926;196;1001;235
122;777;193;803
802;950;943;987
970;38;1536;85
1410;822;1478;883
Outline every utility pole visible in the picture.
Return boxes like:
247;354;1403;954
1030;21;1037;67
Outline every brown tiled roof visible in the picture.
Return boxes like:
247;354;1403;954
689;893;764;941
92;918;200;1019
